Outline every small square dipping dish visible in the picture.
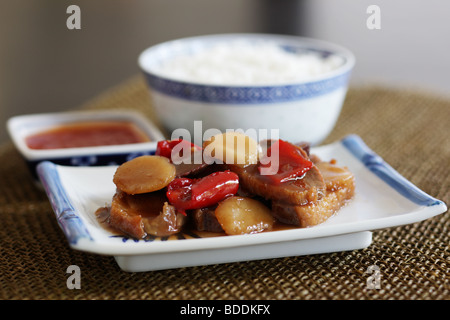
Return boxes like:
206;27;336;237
7;110;165;179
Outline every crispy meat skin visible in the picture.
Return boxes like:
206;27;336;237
271;161;355;227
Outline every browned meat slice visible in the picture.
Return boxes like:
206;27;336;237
108;190;186;238
174;150;209;178
295;141;310;156
315;161;355;192
175;161;208;178
308;153;322;164
229;163;325;206
227;141;325;205
173;150;233;179
271;161;355;227
191;206;224;233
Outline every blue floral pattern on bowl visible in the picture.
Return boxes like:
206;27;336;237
144;72;351;104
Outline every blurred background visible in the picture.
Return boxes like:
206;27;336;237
1;0;449;143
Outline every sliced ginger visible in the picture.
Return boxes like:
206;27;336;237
113;155;176;195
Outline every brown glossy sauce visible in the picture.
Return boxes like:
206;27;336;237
26;121;150;150
95;204;299;241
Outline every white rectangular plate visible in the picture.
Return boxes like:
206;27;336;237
37;135;447;272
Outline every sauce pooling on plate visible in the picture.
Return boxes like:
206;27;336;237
25;121;150;150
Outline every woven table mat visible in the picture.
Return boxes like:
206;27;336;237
0;76;448;300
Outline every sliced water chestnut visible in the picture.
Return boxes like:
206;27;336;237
113;155;176;194
215;196;274;235
203;132;260;166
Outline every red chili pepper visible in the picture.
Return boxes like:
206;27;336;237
258;139;313;185
155;139;201;161
166;170;239;212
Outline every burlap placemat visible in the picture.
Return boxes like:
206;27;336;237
0;76;448;300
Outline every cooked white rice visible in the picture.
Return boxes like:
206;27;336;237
156;40;344;85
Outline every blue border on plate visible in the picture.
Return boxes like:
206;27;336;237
341;134;444;207
36;135;445;246
37;161;93;245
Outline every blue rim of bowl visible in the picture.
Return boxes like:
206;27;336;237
138;34;355;104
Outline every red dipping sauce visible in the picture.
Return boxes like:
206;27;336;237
25;121;151;150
